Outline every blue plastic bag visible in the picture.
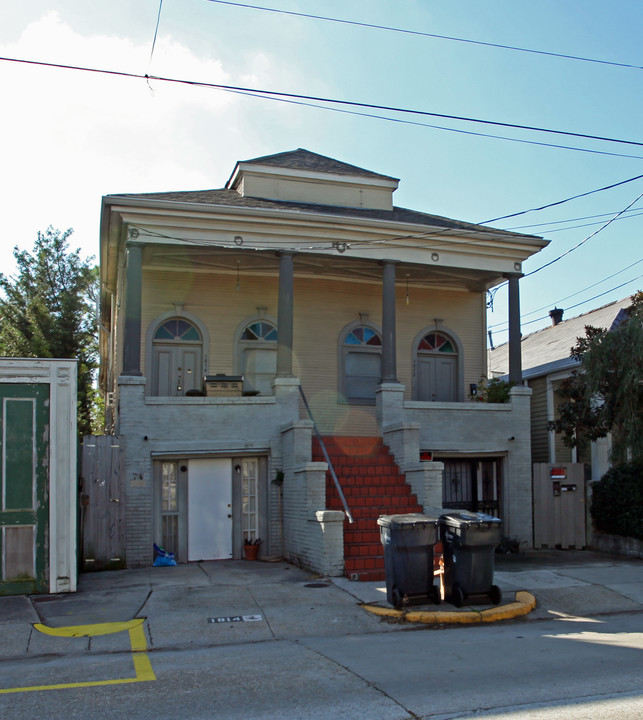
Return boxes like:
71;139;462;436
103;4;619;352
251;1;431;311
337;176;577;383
153;543;177;567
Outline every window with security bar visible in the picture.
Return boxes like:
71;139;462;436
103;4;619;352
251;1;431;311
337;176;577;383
241;459;259;543
161;462;179;557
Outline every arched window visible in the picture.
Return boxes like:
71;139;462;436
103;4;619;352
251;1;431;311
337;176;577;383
340;324;382;404
238;320;278;395
414;330;460;402
151;318;203;396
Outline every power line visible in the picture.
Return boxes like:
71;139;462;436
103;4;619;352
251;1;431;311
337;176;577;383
489;259;643;330
148;0;164;72
517;210;643;236
505;207;643;231
3;55;643;152
480;174;643;225
493;276;642;339
225;86;643;162
524;190;643;277
206;0;643;72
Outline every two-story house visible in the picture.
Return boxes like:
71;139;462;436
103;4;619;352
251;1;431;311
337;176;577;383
99;149;547;577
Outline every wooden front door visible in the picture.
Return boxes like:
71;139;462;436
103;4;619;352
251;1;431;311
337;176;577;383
417;355;457;402
153;344;202;396
0;384;49;594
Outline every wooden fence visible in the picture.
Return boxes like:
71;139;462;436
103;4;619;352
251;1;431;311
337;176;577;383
80;436;125;570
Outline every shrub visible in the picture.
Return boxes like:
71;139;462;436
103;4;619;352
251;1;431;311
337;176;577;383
591;463;643;541
474;377;514;403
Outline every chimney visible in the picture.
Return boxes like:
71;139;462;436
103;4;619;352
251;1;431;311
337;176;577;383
549;307;564;326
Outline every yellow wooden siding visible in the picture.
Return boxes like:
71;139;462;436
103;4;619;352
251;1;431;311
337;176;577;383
139;269;486;433
552;378;573;462
529;377;549;463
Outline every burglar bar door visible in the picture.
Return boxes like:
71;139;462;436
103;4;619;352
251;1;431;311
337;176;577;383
0;384;49;594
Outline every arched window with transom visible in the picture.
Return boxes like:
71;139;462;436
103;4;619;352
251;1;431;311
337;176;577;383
339;324;382;404
238;320;278;395
151;318;204;396
414;329;461;402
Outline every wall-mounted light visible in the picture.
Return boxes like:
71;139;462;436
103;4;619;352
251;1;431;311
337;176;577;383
332;241;348;253
234;235;243;246
431;252;439;262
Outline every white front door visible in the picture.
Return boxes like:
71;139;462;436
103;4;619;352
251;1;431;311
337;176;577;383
187;458;233;561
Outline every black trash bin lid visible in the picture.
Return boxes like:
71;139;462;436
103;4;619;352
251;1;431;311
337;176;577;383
377;513;439;529
439;510;502;529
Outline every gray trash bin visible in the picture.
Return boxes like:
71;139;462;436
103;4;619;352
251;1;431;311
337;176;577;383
439;511;503;607
377;513;440;609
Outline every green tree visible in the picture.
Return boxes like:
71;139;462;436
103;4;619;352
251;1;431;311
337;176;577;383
551;292;643;464
0;227;100;436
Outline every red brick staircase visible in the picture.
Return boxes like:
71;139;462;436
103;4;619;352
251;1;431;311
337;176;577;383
312;435;423;581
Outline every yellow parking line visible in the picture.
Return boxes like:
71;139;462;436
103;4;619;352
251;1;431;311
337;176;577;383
33;618;145;638
0;619;156;695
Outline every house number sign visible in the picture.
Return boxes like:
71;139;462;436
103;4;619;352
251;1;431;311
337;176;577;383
207;615;263;624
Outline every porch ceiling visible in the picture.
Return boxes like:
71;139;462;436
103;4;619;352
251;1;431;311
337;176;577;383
143;244;503;292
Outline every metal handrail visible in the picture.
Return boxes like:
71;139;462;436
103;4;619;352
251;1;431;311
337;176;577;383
298;385;354;524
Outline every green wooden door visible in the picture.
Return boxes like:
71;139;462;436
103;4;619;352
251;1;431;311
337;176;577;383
0;384;50;595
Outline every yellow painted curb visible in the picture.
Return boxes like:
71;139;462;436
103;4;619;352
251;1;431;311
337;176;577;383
362;591;536;625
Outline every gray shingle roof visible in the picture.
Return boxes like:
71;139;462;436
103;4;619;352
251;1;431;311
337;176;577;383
488;296;634;379
107;187;528;235
233;148;399;182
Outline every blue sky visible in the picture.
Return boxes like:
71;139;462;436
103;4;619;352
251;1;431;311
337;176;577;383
1;0;641;345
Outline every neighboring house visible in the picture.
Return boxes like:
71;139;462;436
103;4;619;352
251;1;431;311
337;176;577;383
488;297;633;483
98;149;547;577
0;358;77;595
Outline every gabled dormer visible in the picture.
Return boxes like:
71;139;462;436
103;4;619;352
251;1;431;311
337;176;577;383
225;148;399;211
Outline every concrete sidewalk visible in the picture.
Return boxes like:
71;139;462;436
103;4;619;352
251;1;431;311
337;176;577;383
1;550;642;661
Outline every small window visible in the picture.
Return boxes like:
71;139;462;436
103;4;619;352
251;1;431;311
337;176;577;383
418;332;455;354
341;324;382;404
239;320;278;395
241;322;278;343
154;319;201;342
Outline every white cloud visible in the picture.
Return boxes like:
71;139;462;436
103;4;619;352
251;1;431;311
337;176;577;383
0;11;287;268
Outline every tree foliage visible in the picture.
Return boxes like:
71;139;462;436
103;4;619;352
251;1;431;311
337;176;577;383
591;463;643;541
0;227;99;436
550;292;643;464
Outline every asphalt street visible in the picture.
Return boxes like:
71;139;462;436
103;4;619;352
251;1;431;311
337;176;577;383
0;550;642;719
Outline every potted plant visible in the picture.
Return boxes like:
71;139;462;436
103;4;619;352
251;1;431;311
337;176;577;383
243;536;261;561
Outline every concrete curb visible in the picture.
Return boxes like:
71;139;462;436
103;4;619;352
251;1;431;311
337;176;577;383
361;590;536;625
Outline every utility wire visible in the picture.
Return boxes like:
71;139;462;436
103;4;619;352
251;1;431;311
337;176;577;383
224;86;643;162
490;259;643;330
517;210;643;236
492;276;642;338
505;207;643;231
148;0;164;72
206;0;643;72
524;190;643;277
2;55;643;151
480;174;643;225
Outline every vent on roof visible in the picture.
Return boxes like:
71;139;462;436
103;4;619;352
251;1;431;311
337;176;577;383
549;308;564;326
